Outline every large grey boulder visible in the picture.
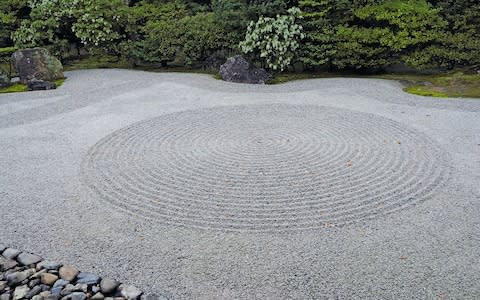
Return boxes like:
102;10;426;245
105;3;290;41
0;70;9;88
12;48;64;84
219;55;271;84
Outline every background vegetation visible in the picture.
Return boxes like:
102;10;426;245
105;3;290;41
1;0;478;72
0;0;479;97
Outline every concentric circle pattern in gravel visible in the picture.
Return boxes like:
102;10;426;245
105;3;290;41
82;104;449;232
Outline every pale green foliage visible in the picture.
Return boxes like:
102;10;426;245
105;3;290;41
240;7;304;71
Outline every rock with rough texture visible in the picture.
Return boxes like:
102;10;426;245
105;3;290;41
59;266;79;282
3;248;21;260
7;269;35;286
40;273;58;286
0;294;9;300
76;273;100;285
17;253;42;266
203;52;226;70
61;283;87;296
24;285;42;299
100;278;119;294
13;285;30;300
0;257;18;272
0;71;9;88
62;292;87;300
52;279;69;289
27;79;56;91
39;291;51;299
118;285;142;300
12;48;64;84
37;261;62;271
219;55;271;84
91;293;104;300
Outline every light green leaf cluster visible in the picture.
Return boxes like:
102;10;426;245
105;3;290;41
239;7;304;71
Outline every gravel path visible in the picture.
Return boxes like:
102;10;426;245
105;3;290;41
1;69;479;299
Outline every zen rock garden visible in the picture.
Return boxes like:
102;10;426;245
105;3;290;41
0;1;479;298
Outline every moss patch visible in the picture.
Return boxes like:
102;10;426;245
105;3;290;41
64;55;130;71
269;71;480;99
0;83;28;93
0;78;66;94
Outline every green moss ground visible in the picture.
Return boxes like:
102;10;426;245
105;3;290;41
270;71;480;99
0;78;66;94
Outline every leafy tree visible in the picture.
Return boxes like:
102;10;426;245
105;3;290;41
0;0;29;47
13;0;127;57
240;7;304;71
298;0;336;69
409;0;480;69
122;0;188;65
333;0;446;70
246;0;289;19
211;0;249;51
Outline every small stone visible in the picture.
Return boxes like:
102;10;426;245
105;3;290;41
40;291;51;298
0;281;6;291
91;293;104;300
118;285;142;300
32;296;42;300
0;257;18;272
40;284;50;291
60;285;74;297
91;286;100;294
61;283;88;296
2;249;21;260
69;292;86;300
99;279;119;295
31;270;46;279
0;293;11;300
59;267;78;282
52;280;69;289
24;285;42;299
17;254;42;266
37;262;62;271
28;279;40;288
13;285;29;300
40;273;58;286
75;273;99;285
7;269;35;286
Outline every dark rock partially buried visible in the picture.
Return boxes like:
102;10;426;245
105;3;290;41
27;80;56;91
219;55;271;84
12;48;64;84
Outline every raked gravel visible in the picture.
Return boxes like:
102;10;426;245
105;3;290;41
0;69;479;299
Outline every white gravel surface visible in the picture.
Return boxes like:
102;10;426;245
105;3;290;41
1;69;479;299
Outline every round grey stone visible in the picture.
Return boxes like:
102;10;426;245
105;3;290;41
100;279;119;294
17;253;42;266
2;249;21;260
118;285;142;300
75;273;100;285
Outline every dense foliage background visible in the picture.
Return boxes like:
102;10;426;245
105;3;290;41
1;0;479;72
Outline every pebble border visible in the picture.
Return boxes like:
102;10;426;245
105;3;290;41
0;245;146;300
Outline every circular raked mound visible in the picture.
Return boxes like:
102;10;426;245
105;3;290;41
81;104;449;232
